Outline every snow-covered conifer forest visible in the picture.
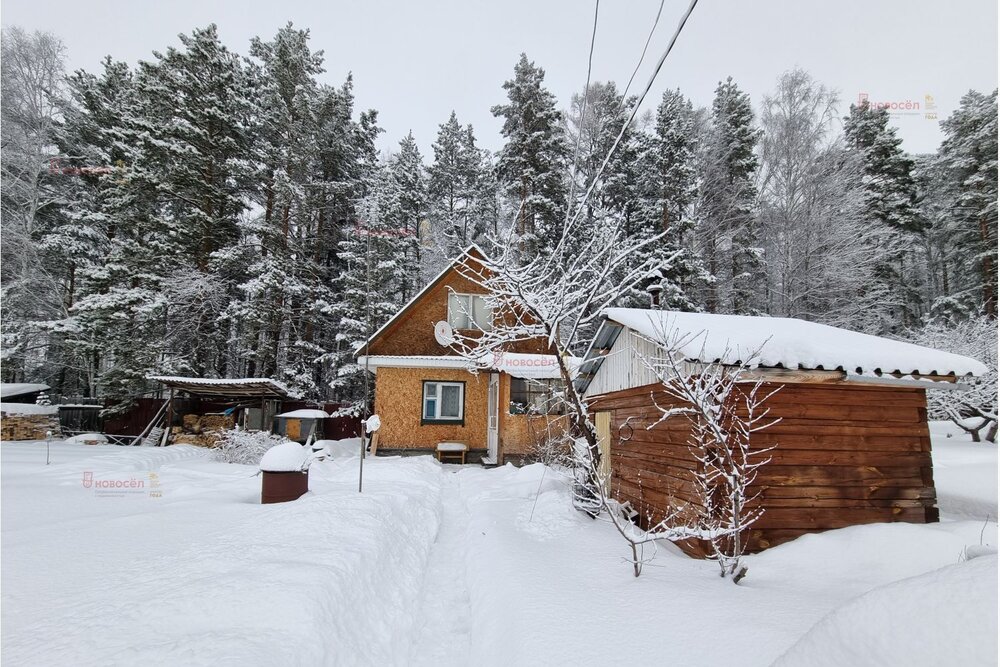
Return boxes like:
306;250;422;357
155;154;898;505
2;23;995;412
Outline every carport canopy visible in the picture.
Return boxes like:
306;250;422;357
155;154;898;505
147;376;291;399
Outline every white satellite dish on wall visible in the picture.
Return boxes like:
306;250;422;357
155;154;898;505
434;320;454;346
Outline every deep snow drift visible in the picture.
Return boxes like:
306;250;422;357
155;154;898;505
2;424;996;666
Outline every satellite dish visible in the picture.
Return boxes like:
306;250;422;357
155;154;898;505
434;321;454;346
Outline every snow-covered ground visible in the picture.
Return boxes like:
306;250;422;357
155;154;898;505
2;423;996;665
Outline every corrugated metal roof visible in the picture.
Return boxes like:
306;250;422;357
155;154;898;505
147;376;291;398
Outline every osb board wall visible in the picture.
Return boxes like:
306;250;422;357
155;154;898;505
498;372;569;458
1;413;61;441
589;382;936;556
366;257;550;357
374;366;489;448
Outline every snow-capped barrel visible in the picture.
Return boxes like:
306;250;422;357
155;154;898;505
259;441;310;504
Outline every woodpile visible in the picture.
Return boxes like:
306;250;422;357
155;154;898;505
172;413;235;447
1;414;61;441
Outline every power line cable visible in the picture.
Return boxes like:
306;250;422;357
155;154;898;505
565;0;602;225
563;0;700;237
619;0;666;109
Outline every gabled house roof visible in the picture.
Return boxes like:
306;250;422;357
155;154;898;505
575;308;988;394
355;244;487;356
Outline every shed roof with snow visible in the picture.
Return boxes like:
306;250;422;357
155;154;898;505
576;309;987;396
147;376;292;398
0;383;50;400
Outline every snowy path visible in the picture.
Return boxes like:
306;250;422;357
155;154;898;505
409;469;473;666
2;430;996;666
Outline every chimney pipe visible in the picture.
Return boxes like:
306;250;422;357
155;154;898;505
647;282;663;309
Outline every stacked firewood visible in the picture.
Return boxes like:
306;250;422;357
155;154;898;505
170;413;235;447
0;414;61;441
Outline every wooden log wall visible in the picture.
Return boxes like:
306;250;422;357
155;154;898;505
588;381;937;556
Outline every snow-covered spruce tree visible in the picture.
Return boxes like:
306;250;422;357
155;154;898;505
57;52;182;403
638;333;778;582
936;89;998;319
391;131;427;301
696;78;763;315
843;100;922;332
426;113;495;276
71;24;260;401
564;81;662;308
491;53;569;257
565;82;639;225
908;315;998;442
329;144;418;411
231;23;329;395
631;88;707;310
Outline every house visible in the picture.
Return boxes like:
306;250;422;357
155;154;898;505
575;308;988;555
356;246;570;464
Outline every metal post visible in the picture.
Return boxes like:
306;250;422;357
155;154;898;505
360;213;374;493
45;430;52;465
165;388;175;446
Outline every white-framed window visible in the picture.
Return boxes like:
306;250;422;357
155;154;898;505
422;381;465;423
448;293;493;331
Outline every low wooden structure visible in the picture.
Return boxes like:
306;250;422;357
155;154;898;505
576;308;987;556
145;377;291;447
0;406;60;441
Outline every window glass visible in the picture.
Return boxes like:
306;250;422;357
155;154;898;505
424;398;437;419
441;385;461;417
472;296;492;331
448;293;470;329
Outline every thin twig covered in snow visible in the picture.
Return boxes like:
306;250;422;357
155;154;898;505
636;324;780;582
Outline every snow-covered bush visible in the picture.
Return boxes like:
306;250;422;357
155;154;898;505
908;314;997;442
214;428;290;465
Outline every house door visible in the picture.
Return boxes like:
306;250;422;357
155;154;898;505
595;411;612;490
486;373;500;463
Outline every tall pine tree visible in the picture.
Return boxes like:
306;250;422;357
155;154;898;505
492;53;568;256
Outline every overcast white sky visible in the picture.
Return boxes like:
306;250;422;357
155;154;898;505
2;0;997;156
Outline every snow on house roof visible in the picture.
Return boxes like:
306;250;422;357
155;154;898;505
597;308;988;379
357;353;579;380
147;376;292;398
0;383;50;399
276;409;330;419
